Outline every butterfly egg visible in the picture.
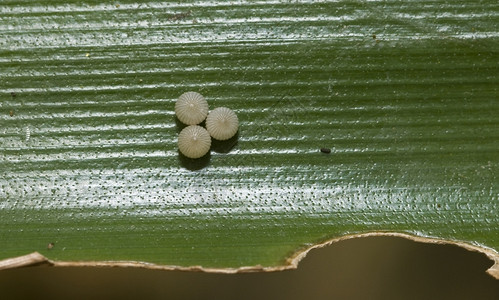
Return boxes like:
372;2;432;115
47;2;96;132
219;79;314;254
175;92;209;125
206;107;239;140
178;125;211;159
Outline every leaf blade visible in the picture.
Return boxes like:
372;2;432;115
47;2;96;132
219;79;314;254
0;0;498;270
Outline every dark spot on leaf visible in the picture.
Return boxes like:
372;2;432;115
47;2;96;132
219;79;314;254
320;148;331;154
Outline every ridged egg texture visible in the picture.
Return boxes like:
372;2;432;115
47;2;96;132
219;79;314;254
178;125;211;158
175;92;209;125
206;107;239;140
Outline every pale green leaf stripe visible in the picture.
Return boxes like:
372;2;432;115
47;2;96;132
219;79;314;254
0;0;498;268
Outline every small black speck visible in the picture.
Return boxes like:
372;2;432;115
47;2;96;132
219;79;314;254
320;148;331;154
10;92;16;97
372;34;376;39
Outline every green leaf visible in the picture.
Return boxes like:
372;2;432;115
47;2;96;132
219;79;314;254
1;1;498;277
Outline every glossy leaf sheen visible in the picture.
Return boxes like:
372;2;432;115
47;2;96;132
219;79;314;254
0;1;498;268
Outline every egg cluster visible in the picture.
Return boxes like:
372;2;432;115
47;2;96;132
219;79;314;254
175;92;239;159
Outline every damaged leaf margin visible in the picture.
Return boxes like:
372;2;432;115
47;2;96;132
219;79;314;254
1;232;497;279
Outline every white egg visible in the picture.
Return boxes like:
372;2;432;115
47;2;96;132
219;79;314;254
175;92;209;125
178;125;211;158
206;107;239;141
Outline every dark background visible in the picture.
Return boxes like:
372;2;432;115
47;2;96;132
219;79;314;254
1;236;498;300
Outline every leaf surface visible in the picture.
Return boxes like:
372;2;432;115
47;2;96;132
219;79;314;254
0;1;498;273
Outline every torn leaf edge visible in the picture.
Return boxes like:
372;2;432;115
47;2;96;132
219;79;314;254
0;232;497;279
